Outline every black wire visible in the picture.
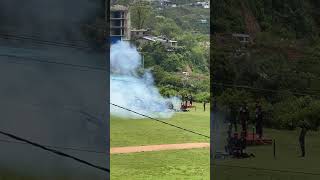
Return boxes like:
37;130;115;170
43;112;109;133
0;54;107;72
0;33;94;50
212;82;320;97
0;130;109;173
213;164;320;176
0;139;106;154
110;103;210;139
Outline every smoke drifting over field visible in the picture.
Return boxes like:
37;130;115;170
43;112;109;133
110;41;180;119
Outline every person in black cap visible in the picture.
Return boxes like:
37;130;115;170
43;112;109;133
185;95;188;107
255;103;263;138
229;103;238;132
239;102;249;136
299;119;310;157
189;95;193;106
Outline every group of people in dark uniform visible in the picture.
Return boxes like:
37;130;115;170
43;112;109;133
225;131;255;158
184;94;193;106
180;95;194;111
225;102;264;158
228;102;264;138
226;101;310;158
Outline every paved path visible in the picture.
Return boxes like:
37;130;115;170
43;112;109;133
111;143;210;154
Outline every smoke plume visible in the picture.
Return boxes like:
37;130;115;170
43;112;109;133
110;41;180;119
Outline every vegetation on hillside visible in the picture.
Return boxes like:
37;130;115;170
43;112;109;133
124;0;210;102
212;0;320;130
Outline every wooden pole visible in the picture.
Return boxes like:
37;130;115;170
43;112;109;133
273;139;276;159
252;126;255;145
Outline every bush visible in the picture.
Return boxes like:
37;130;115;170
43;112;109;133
272;96;320;130
194;92;210;102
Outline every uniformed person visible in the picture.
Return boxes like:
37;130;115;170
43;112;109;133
255;103;263;138
239;102;249;136
299;119;309;157
229;103;238;132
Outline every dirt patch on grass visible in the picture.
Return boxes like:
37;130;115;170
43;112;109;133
111;143;210;154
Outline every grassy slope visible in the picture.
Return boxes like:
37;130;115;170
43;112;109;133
110;103;210;147
112;149;209;180
213;128;320;180
111;103;210;179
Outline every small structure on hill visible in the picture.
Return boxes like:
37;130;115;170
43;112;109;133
131;29;150;39
138;35;178;51
232;33;250;44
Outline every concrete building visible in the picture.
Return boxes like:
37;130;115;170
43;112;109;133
192;1;210;8
131;29;150;39
138;35;178;51
232;33;250;44
110;5;131;44
160;0;173;7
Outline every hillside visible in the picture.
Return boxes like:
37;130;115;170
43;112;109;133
213;0;320;37
212;0;320;130
112;1;210;101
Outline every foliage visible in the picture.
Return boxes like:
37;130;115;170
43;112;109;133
212;1;320;130
213;0;320;38
194;92;210;102
153;17;182;38
130;1;153;29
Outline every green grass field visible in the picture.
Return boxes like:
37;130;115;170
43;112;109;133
213;128;320;180
110;103;210;179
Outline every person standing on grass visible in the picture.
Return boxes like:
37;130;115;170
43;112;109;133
185;95;188;107
203;101;206;111
239;102;249;136
255;103;263;138
229;103;238;132
299;119;309;157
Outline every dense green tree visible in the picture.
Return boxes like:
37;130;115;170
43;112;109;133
130;1;152;29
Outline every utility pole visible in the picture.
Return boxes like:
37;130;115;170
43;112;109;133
142;53;145;69
138;51;145;69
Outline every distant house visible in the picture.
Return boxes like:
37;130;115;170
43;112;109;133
138;35;178;50
161;0;173;7
203;2;209;8
192;1;209;8
131;29;150;39
182;72;190;76
214;33;251;56
200;19;208;24
232;33;250;44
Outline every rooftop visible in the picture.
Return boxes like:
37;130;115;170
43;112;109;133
111;5;129;11
232;33;250;38
131;29;149;32
142;36;177;43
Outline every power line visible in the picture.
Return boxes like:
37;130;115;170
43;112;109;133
0;33;95;50
0;138;106;154
212;82;320;97
213;164;320;176
0;54;107;72
110;103;210;139
0;129;109;173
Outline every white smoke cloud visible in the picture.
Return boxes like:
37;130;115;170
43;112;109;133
110;41;181;119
